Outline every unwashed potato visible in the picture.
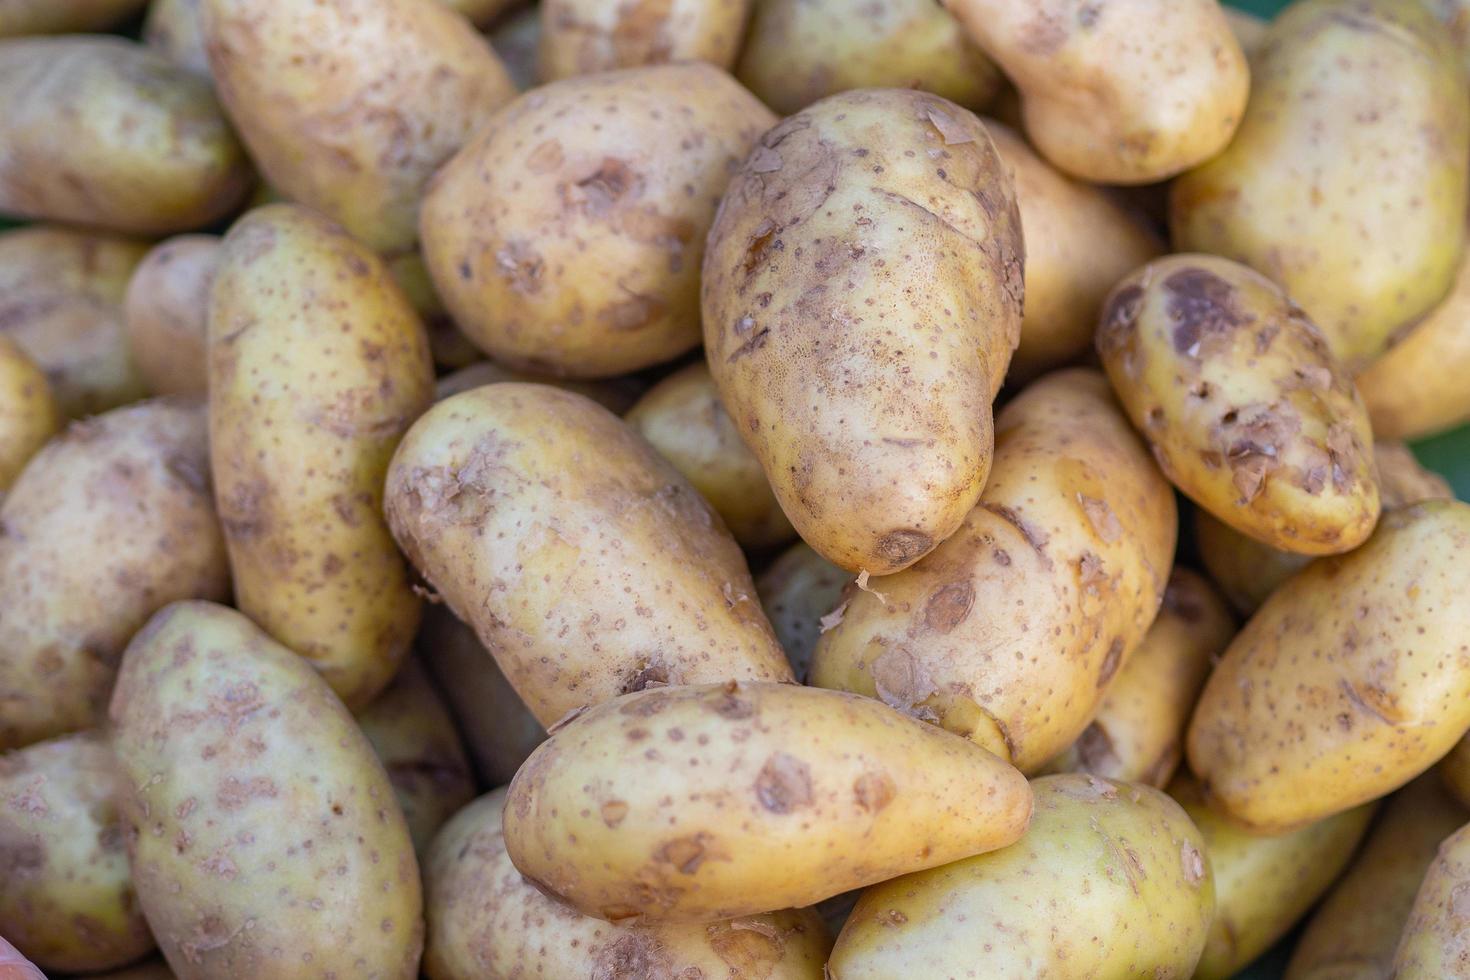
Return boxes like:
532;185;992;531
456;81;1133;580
811;369;1177;773
1391;820;1470;978
488;3;540;91
425;788;832;979
755;541;849;682
384;384;793;727
503;681;1032;923
110;601;422;979
703;88;1023;575
209;205;434;711
0;400;228;750
422;63;775;378
538;0;749;81
433;360;642;415
0;0;146;35
387;253;482;373
829;774;1214;978
1171;0;1470;370
1224;7;1271;59
123;234;219;398
144;0;210;76
0;337;58;494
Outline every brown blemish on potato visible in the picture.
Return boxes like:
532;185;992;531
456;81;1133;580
1073;722;1119;773
709;683;756;720
982;503;1051;565
871;647;938;721
754;752;813;814
590;932;672;979
853;771;896;813
708;918;786;974
622;662;672;694
1096;638;1124;687
1079;495;1122;543
656;834;710;874
877;529;934;565
600;800;629;828
1165;267;1250;357
923;581;975;634
1181;840;1206;886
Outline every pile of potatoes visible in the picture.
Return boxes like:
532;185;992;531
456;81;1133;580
6;0;1470;977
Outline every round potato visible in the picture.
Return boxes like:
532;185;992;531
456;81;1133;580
538;0;749;81
0;337;58;494
123;234;219;398
756;541;849;682
488;3;540;91
433;359;643;414
144;0;210;76
0;0;146;35
1392;819;1470;978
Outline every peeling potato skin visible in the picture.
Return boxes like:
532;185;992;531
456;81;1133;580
0;337;58;494
1187;500;1470;834
703;88;1023;576
422;63;775;379
1099;253;1380;556
0;732;154;973
829;774;1213;979
538;0;750;81
0;400;228;750
810;369;1177;772
144;0;211;77
0;0;146;36
425;788;832;978
755;541;849;682
1171;0;1470;371
434;359;643;415
387;253;482;374
502;682;1031;923
109;601;422;980
124;235;220;399
488;4;541;92
1391;820;1470;978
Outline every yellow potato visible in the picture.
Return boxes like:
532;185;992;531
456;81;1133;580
387;253;481;373
425;788;832;978
0;0;146;35
1391;819;1470;978
756;541;849;682
488;4;540;91
503;681;1032;922
1171;0;1470;370
0;336;58;493
110;601;422;979
1224;7;1271;59
829;774;1214;978
702;89;1023;574
538;0;750;81
433;360;643;415
144;0;210;76
123;234;219;398
811;369;1177;772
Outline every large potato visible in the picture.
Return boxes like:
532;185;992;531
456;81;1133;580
209;205;434;711
756;541;848;682
0;0;146;35
0;337;58;494
144;0;209;76
385;384;793;727
0;400;228;750
1392;820;1470;978
433;359;642;414
703;88;1023;575
811;369;1177;772
422;63;775;378
1172;0;1470;370
829;774;1213;978
538;0;749;80
124;234;219;398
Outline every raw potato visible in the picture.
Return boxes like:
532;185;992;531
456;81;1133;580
388;253;481;373
810;369;1177;772
0;337;58;493
201;0;516;255
433;360;643;415
503;681;1032;922
488;4;540;91
943;0;1249;184
756;541;849;682
702;88;1023;574
384;384;793;727
123;234;219;398
538;0;750;81
1171;0;1470;370
425;789;832;978
109;602;422;979
209;205;434;711
0;732;154;973
144;0;210;75
422;63;775;378
1098;253;1380;556
626;362;796;550
1188;500;1470;833
0;400;228;750
0;0;146;35
1392;820;1470;978
828;774;1214;979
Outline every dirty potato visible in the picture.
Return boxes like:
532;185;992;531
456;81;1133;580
0;0;146;36
538;0;750;80
756;541;849;682
0;337;58;493
124;234;219;398
433;360;642;413
1391;820;1470;978
144;0;210;76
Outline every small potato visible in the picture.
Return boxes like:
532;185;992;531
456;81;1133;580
829;774;1213;978
425;789;832;979
123;234;219;398
0;732;153;973
503;682;1032;922
1391;820;1470;978
0;0;146;35
0;400;228;750
538;0;749;80
110;601;422;979
756;541;848;682
144;0;210;76
422;63;775;378
1098;253;1380;556
488;4;539;91
387;253;481;373
433;360;643;415
0;337;58;493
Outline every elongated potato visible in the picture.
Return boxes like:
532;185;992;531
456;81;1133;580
124;234;219;398
385;384;793;727
811;369;1177;772
209;205;434;710
0;400;228;750
539;0;749;80
433;360;643;415
703;88;1023;575
426;788;831;978
756;541;849;682
144;0;209;76
0;337;58;493
1188;500;1470;833
504;682;1032;922
0;0;146;36
829;774;1213;978
1392;820;1470;978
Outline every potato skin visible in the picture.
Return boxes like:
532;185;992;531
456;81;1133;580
385;384;793;727
1392;820;1470;978
1188;500;1470;833
109;601;422;980
0;400;228;750
503;681;1032;922
209;205;434;711
433;359;643;415
0;0;146;36
0;337;58;493
124;235;219;398
144;0;210;76
829;774;1213;979
811;369;1177;772
703;88;1023;575
425;788;832;979
756;541;848;682
538;0;750;81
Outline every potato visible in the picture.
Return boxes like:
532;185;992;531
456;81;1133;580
538;0;749;81
144;0;210;76
1224;7;1271;59
811;369;1177;772
387;253;481;373
1098;253;1380;555
503;681;1032;922
1391;820;1470;978
735;0;1002;117
1425;0;1470;73
110;601;422;979
209;205;434;711
1171;0;1470;370
756;541;848;682
627;362;796;550
0;0;146;35
422;64;775;379
829;774;1213;978
385;384;793;727
425;788;832;978
433;360;643;415
0;732;153;973
488;3;539;91
702;89;1023;575
0;337;58;494
0;400;228;750
123;234;219;398
201;0;515;256
1188;500;1470;833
